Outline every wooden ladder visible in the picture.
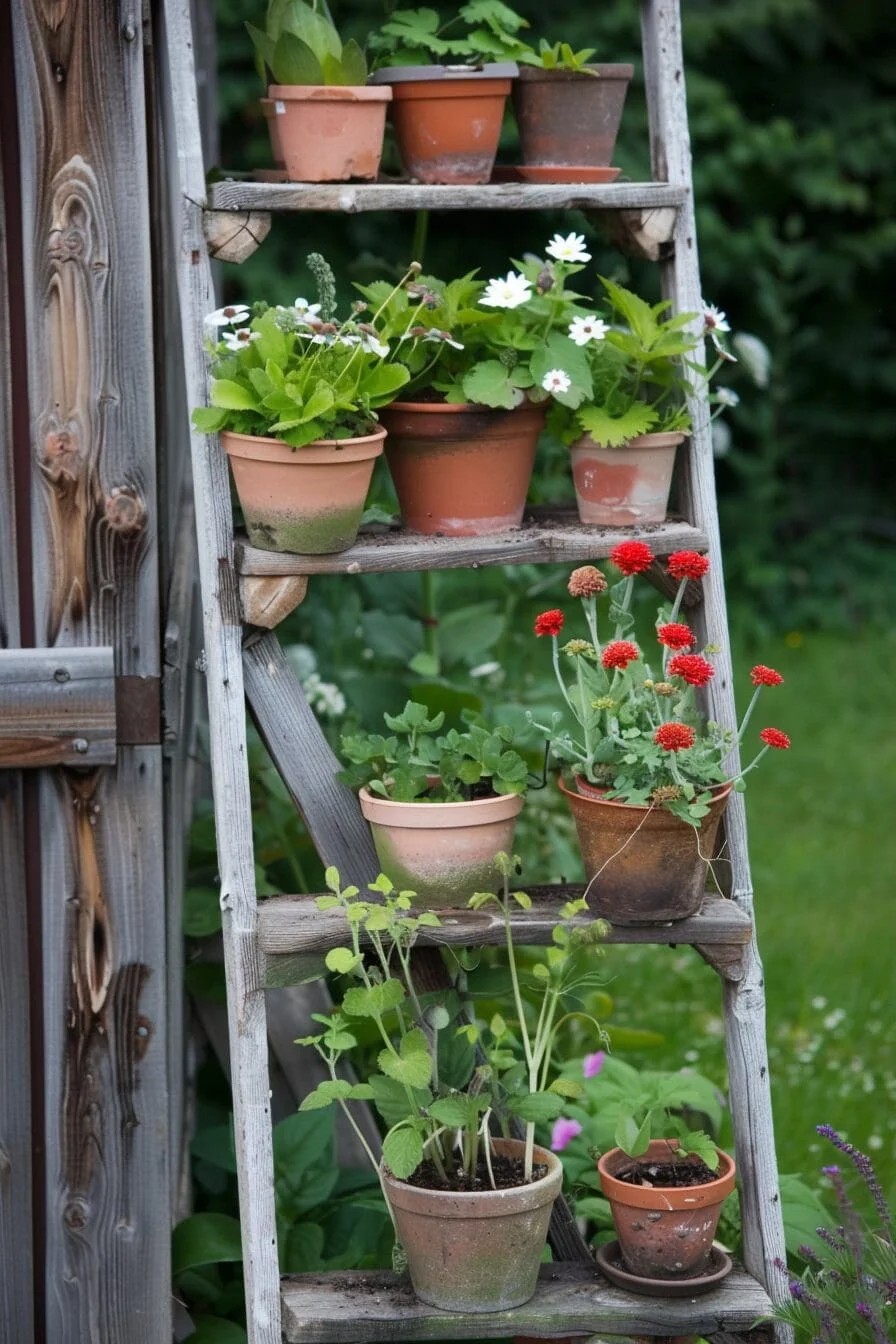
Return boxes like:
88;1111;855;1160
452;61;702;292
160;0;791;1339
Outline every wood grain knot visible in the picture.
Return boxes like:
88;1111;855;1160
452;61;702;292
48;224;85;261
104;486;147;534
63;1199;89;1230
41;428;83;481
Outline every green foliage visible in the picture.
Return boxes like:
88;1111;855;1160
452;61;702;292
246;0;368;86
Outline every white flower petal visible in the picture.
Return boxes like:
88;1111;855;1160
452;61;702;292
204;304;250;329
568;315;609;347
545;232;591;264
541;367;571;393
480;271;533;310
702;302;730;334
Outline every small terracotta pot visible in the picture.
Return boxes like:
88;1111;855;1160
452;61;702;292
558;777;731;923
371;64;516;184
382;1137;562;1312
265;84;391;182
221;427;385;555
378;400;546;536
359;786;523;907
511;64;634;171
568;430;686;526
260;97;285;168
598;1140;736;1280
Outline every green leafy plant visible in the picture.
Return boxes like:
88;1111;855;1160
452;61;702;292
339;699;529;801
531;541;791;823
297;856;608;1200
246;0;368;87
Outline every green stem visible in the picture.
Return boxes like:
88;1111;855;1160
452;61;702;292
421;570;439;661
669;578;689;623
410;210;429;266
737;685;762;742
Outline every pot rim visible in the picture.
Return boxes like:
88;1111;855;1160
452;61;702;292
370;62;518;84
569;429;687;453
267;83;392;102
220;425;386;464
515;62;634;83
597;1140;736;1209
359;785;523;829
381;1137;562;1217
380;399;547;417
560;775;732;813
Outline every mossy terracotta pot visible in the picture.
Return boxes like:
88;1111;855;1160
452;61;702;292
511;64;634;172
358;787;523;907
597;1140;736;1280
381;1138;562;1312
558;776;731;923
221;426;385;555
377;400;546;536
370;63;517;184
265;84;391;182
569;430;686;525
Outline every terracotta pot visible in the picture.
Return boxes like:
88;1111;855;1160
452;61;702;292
558;777;731;923
265;84;391;182
370;64;517;184
382;1137;562;1312
221;427;385;555
597;1140;736;1280
259;97;285;168
359;786;523;907
378;400;545;536
511;64;634;171
569;430;686;526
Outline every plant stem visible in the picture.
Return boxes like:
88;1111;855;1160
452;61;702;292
421;570;439;661
410;210;429;267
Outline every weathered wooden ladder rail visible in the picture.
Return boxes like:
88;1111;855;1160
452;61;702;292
160;0;792;1338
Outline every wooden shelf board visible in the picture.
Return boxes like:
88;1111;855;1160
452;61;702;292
208;179;688;215
236;513;709;578
281;1262;773;1342
257;889;752;958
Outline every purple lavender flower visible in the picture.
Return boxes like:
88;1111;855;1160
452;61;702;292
583;1050;606;1079
550;1117;582;1152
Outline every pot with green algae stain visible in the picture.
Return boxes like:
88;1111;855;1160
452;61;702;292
358;787;523;907
221;426;385;554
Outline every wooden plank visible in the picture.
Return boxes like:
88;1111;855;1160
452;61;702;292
280;1263;772;1342
208;179;688;215
236;516;710;578
259;890;752;959
0;646;116;767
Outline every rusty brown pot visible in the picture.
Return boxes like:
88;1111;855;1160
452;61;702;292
511;64;634;171
265;84;391;182
558;777;731;923
569;430;686;526
598;1140;736;1280
371;63;516;184
382;1138;563;1312
378;400;545;536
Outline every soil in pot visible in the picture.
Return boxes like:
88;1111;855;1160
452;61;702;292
406;1152;548;1193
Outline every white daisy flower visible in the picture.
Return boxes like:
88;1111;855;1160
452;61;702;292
541;368;571;393
204;304;250;330
358;332;390;358
733;332;771;388
293;297;322;318
568;314;609;346
714;386;740;408
480;271;533;310
222;328;261;350
545;232;591;264
702;302;730;335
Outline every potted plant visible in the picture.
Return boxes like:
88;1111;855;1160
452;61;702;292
296;856;608;1311
366;2;521;183
355;232;595;535
530;542;791;920
545;279;739;525
247;0;390;182
191;255;446;554
339;700;530;905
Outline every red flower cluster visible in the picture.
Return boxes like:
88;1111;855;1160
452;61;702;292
610;541;654;576
751;664;784;687
666;550;710;581
657;622;695;651
601;640;640;671
534;609;565;638
667;653;715;687
654;722;696;752
759;727;791;750
568;565;607;597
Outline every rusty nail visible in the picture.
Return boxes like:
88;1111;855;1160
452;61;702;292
54;667;71;683
72;738;89;755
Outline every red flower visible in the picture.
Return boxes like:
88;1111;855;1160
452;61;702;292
667;653;715;687
666;550;710;581
759;727;791;750
610;541;654;576
534;609;564;637
657;622;695;651
654;722;696;752
601;640;640;670
751;664;784;687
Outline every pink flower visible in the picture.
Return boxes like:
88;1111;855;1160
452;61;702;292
583;1051;606;1078
550;1117;583;1152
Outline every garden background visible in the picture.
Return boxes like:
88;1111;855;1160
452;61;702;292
181;0;896;1327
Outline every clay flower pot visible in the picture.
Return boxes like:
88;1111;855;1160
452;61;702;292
558;776;731;923
358;786;523;907
370;63;517;184
568;430;686;526
265;84;391;182
512;64;634;175
221;426;385;555
597;1140;736;1280
377;400;546;536
381;1137;562;1312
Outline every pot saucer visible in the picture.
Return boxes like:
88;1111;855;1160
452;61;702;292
595;1240;733;1297
516;165;621;184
